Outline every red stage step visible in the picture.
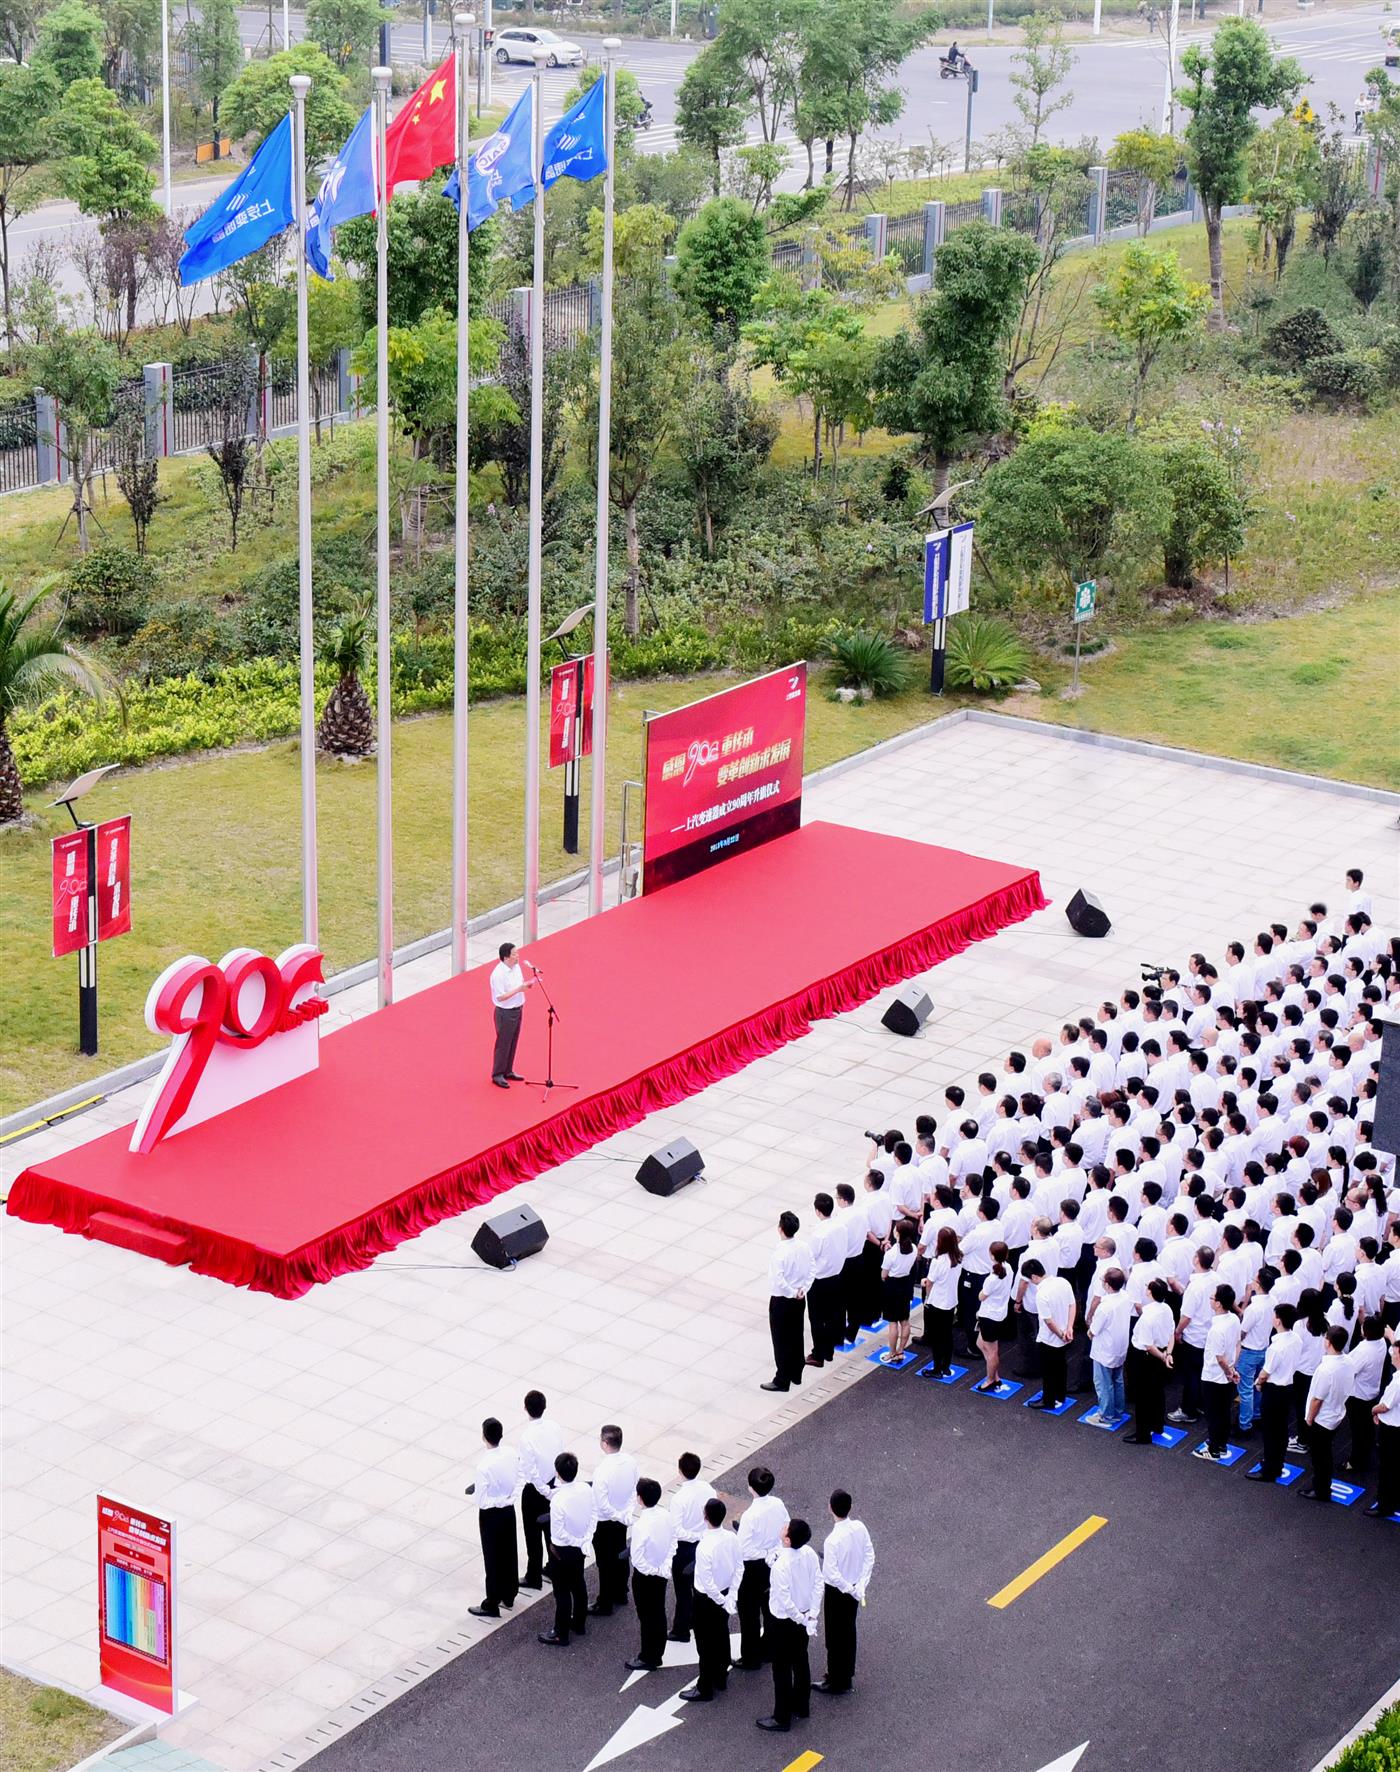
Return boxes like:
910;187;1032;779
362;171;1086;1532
88;1212;190;1263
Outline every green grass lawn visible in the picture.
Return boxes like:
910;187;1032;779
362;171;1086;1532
5;584;1396;1112
0;1672;123;1772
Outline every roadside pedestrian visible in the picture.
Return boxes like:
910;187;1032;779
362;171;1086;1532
816;1490;873;1698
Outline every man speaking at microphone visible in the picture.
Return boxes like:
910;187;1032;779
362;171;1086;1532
490;941;539;1089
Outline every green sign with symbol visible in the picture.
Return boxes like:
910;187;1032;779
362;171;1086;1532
1073;580;1097;624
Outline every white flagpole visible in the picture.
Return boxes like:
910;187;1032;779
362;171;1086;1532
587;41;619;920
374;64;395;1008
160;0;172;213
451;15;474;975
1162;0;1180;132
522;51;546;944
291;73;318;950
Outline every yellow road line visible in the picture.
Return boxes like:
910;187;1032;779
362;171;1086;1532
782;1754;824;1772
0;1095;105;1147
987;1514;1108;1610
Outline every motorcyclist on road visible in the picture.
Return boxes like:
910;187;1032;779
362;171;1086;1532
947;39;963;65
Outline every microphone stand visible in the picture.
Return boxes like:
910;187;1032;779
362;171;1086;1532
517;964;579;1099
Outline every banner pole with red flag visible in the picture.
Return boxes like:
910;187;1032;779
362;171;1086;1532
451;23;473;975
587;41;620;919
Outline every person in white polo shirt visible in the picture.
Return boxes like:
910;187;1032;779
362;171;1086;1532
735;1465;789;1671
668;1451;715;1643
489;940;537;1088
540;1451;596;1647
518;1389;564;1592
1302;1323;1353;1500
466;1417;520;1619
590;1424;638;1616
1367;1362;1400;1519
816;1488;874;1698
763;1212;814;1393
1194;1285;1242;1463
681;1497;741;1701
627;1478;678;1672
1248;1301;1301;1483
758;1519;822;1734
804;1193;847;1370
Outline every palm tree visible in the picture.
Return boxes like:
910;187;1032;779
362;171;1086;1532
316;602;375;758
0;580;115;828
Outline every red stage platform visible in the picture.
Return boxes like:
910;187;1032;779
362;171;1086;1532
8;822;1046;1297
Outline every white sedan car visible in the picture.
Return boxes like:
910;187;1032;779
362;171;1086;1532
493;27;585;67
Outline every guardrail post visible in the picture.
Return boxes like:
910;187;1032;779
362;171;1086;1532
1088;164;1109;244
922;200;945;280
981;185;1002;227
34;390;61;485
510;285;530;341
864;211;888;261
587;274;603;330
143;361;173;459
336;346;355;414
800;228;819;290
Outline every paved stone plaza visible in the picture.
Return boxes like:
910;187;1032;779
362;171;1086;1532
3;713;1396;1771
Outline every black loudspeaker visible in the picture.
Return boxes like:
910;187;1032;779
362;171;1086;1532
1065;888;1112;939
1373;1011;1400;1157
636;1138;705;1196
881;984;933;1037
472;1203;549;1269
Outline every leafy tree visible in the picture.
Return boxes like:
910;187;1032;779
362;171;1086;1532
674;361;777;554
732;140;788;213
744;282;876;479
99;0;161;89
111;391;162;553
0;581;114;826
873;219;1038;494
469;328;569;512
0;63;61;351
31;326;122;552
1009;12;1075;149
708;0;811;145
1179;20;1304;322
1002;143;1094;400
563;64;646;153
1309;119;1365;267
185;0;242;154
290;273;362;439
1109;128;1178;236
33;0;102;90
1363;72;1400;304
47;77;157;228
1155;436;1246;590
1247;114;1317;280
1;0;53;64
338;177;497;330
1342;205;1391;311
1093;241;1209;424
202;348;261;550
357;306;515;467
306;0;386;72
221;44;357;164
674;196;770;335
676;49;749;195
795;0;931;208
578;265;691;634
584;201;675;274
976;422;1167;593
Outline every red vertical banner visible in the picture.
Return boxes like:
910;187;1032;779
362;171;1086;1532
95;815;132;942
97;1496;177;1714
52;830;90;958
549;658;597;769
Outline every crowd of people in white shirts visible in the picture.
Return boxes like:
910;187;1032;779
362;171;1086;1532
467;1393;876;1734
764;870;1400;1517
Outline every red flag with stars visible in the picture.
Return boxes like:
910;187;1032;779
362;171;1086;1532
384;50;457;197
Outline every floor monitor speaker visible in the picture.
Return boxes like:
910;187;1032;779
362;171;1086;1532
1065;888;1112;939
471;1203;549;1269
636;1138;705;1197
881;984;933;1037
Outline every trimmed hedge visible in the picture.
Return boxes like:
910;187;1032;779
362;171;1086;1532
1331;1702;1400;1772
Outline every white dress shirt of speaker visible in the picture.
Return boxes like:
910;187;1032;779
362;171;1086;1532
629;1502;679;1579
769;1541;823;1636
694;1523;742;1612
592;1450;640;1523
821;1516;875;1603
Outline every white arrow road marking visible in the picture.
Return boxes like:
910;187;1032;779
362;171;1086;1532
584;1684;689;1771
1037;1744;1090;1772
618;1630;741;1693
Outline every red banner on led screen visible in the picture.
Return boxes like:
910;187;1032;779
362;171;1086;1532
97;1495;177;1714
642;663;807;894
52;830;90;957
549;657;597;770
95;815;132;942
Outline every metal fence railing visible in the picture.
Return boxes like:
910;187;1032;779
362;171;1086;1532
886;209;925;274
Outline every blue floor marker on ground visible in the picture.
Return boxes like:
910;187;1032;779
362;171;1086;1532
1190;1440;1246;1467
916;1361;968;1385
1078;1406;1130;1432
1245;1460;1303;1487
867;1347;918;1371
1022;1391;1076;1416
836;1335;869;1353
1149;1424;1188;1449
1328;1479;1364;1507
970;1378;1023;1401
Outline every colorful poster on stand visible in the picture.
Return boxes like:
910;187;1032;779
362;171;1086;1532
642;663;807;894
97;1495;177;1714
51;830;90;958
95;815;133;942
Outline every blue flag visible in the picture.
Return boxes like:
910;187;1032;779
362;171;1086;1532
443;86;536;233
542;77;608;190
307;105;376;280
179;115;295;286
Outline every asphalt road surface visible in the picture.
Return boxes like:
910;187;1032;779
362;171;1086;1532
302;1347;1400;1772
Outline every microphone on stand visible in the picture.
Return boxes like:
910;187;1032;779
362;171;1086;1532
529;961;545;976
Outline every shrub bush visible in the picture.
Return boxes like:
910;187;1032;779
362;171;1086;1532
1330;1703;1400;1772
944;614;1031;693
1263;306;1344;366
1302;351;1379;407
63;545;156;639
825;628;910;698
127;601;239;681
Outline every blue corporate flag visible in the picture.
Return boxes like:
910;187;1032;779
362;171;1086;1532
306;104;377;280
541;76;608;190
443;85;536;232
178;115;295;286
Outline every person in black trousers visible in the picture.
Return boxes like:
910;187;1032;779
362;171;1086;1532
466;1417;519;1620
1367;1366;1400;1519
804;1193;844;1368
758;1520;821;1734
835;1184;864;1345
626;1478;676;1672
1125;1279;1174;1444
762;1213;813;1394
517;1389;563;1592
539;1452;595;1648
1247;1302;1300;1484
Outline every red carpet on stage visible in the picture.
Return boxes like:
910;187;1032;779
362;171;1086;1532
8;822;1047;1297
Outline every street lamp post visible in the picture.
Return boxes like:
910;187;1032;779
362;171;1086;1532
963;68;979;173
160;0;172;213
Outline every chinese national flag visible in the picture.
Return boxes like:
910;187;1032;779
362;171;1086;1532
384;51;457;197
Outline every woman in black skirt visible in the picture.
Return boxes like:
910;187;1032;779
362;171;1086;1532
921;1226;962;1376
974;1241;1016;1393
879;1223;919;1364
